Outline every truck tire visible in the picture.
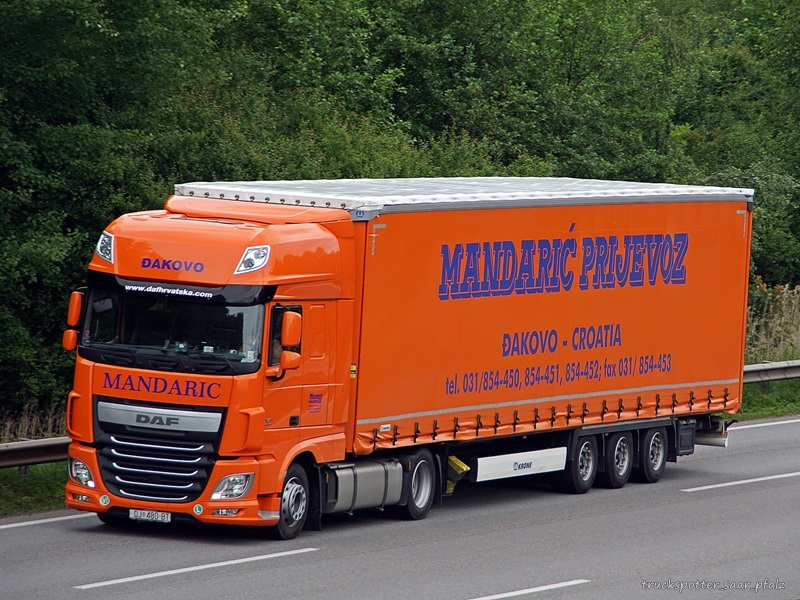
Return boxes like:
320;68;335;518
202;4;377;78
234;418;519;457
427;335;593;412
553;436;597;494
596;431;633;489
270;463;309;540
633;427;667;483
397;449;436;520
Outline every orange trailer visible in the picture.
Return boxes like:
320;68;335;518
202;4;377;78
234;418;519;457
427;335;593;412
63;177;752;538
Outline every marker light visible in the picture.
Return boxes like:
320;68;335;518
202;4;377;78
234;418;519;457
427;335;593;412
96;232;114;263
211;473;254;500
69;458;96;488
234;246;270;275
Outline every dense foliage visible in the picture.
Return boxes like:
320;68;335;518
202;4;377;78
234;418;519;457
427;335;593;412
1;0;798;415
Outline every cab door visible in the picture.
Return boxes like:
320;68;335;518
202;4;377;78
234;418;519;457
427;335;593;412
262;303;304;430
298;301;335;427
262;301;334;429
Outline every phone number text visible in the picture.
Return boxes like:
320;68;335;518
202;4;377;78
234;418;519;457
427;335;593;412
444;354;672;396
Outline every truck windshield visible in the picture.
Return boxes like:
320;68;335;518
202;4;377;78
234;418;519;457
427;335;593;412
79;288;264;375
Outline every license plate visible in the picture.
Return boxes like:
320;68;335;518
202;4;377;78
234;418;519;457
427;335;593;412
129;509;171;524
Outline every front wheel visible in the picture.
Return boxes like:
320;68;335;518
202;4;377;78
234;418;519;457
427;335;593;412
270;463;309;540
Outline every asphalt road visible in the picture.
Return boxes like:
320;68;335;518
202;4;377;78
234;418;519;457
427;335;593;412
2;417;799;600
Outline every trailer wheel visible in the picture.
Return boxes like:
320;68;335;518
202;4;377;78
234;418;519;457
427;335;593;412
633;427;667;483
596;431;633;489
398;449;435;520
270;463;309;540
553;436;597;494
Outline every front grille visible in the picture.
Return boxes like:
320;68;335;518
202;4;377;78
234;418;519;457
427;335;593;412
98;434;216;502
94;398;224;503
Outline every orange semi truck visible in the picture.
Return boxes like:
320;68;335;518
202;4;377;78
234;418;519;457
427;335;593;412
62;177;753;539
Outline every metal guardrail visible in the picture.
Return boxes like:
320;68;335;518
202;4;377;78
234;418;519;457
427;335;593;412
2;360;800;469
743;360;800;384
0;437;71;469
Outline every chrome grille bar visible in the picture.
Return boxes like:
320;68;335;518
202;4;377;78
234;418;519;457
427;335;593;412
111;448;203;464
115;476;194;490
109;435;205;453
112;462;199;477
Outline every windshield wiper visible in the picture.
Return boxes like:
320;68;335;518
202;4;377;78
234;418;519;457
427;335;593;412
86;344;139;366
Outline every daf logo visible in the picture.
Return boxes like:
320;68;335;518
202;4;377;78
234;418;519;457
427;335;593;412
136;414;180;426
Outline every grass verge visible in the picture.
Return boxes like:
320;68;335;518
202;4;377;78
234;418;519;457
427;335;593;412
740;378;800;420
0;461;68;517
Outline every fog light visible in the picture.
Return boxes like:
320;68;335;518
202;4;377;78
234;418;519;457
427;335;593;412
69;458;96;488
72;494;91;503
212;508;241;516
211;473;253;500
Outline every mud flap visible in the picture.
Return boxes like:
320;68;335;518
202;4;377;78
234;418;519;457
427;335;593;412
303;465;323;531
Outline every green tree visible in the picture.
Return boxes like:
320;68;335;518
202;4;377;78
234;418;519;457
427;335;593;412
2;0;800;418
0;0;234;413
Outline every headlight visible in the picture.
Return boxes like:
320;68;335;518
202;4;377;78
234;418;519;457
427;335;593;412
234;246;270;274
69;458;96;488
96;232;114;263
211;473;254;500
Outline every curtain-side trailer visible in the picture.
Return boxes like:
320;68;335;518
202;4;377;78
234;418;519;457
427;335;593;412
62;177;753;539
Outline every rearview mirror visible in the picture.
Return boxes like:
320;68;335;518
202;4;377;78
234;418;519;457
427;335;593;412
281;311;302;347
67;291;83;327
280;350;301;371
62;329;78;351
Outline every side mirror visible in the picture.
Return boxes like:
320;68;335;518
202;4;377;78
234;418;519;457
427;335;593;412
281;311;302;347
67;291;83;327
280;350;301;371
63;290;83;351
62;329;78;351
266;308;302;379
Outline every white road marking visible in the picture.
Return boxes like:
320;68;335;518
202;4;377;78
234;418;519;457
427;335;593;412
682;471;800;493
730;418;800;430
0;513;93;530
468;579;591;600
74;548;319;589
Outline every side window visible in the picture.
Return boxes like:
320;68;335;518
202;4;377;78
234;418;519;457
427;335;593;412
268;304;302;366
